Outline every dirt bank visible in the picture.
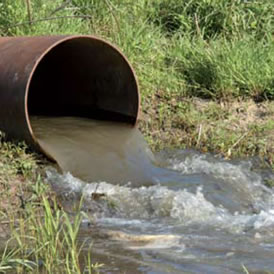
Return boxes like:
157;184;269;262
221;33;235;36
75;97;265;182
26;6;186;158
140;97;274;167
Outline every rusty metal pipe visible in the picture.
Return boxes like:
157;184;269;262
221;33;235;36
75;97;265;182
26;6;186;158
0;35;139;156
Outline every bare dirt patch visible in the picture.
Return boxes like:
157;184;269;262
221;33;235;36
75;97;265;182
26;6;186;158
139;96;274;167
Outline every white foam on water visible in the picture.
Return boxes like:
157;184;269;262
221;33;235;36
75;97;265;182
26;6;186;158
252;210;274;230
45;151;274;273
166;151;274;211
46;168;83;192
169;153;257;189
46;166;274;234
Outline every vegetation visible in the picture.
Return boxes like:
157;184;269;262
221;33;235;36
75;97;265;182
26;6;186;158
0;0;273;272
0;140;99;273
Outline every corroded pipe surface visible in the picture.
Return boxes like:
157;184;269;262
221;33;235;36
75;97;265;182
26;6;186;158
0;35;139;156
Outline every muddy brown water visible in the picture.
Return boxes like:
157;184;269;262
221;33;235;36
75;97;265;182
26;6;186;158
31;116;274;274
31;116;168;186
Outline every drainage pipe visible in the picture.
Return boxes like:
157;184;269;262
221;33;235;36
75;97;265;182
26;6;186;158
0;35;139;157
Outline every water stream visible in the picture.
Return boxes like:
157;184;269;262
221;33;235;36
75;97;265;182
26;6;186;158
31;116;274;273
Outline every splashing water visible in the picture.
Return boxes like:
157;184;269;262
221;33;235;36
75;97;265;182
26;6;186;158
32;117;274;273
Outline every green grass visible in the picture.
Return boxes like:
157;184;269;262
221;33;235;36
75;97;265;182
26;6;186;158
149;0;273;40
68;0;274;101
0;140;100;273
166;36;274;100
0;0;90;36
1;0;273;101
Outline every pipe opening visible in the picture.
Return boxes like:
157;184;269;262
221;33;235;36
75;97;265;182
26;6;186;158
27;37;139;124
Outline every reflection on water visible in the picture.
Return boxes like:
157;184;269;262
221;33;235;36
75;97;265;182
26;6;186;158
32;116;274;273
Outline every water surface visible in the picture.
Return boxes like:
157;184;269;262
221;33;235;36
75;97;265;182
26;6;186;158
32;116;274;273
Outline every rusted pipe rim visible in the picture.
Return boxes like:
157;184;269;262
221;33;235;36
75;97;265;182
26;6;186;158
23;35;140;150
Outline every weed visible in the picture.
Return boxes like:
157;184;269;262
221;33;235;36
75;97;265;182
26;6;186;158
0;178;100;273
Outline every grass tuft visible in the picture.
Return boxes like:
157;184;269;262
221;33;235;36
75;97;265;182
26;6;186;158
1;177;100;273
